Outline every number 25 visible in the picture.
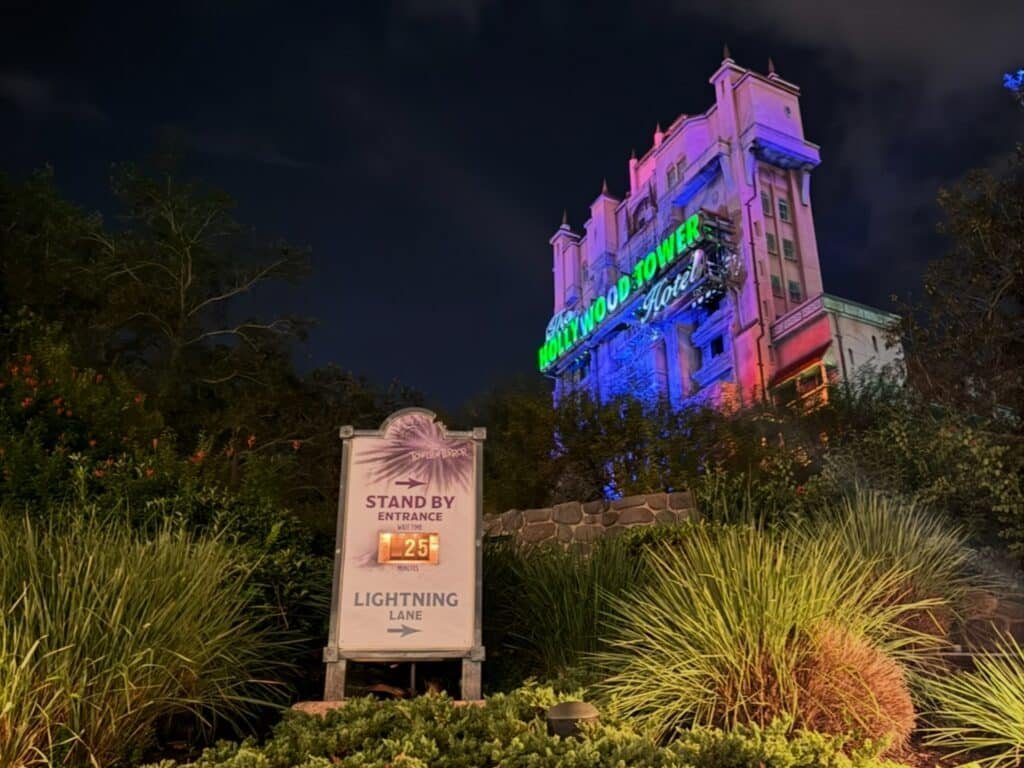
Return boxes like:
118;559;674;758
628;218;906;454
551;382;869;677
403;537;429;559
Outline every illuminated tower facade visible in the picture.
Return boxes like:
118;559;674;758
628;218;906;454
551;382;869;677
537;54;902;410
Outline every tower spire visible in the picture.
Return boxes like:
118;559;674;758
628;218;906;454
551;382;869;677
601;178;609;195
768;56;776;75
561;209;568;228
723;42;732;61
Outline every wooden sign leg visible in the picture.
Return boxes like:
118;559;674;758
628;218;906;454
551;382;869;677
324;659;347;701
461;658;482;701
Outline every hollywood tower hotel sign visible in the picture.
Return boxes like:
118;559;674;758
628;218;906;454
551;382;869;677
539;53;902;409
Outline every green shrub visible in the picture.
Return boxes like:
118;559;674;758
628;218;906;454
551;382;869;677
920;632;1024;768
596;524;937;748
142;685;911;768
0;514;288;766
816;402;1024;554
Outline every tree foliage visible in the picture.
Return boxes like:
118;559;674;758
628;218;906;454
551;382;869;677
900;145;1024;420
0;163;424;713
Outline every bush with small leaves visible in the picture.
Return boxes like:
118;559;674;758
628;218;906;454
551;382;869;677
141;685;916;768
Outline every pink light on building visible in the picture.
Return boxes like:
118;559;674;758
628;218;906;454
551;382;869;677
540;52;902;410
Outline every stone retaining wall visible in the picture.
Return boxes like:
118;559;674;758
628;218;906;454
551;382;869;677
484;491;698;547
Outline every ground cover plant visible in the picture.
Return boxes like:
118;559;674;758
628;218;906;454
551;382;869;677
0;513;288;767
141;684;914;768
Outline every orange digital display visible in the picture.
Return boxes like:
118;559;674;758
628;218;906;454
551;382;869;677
377;532;440;564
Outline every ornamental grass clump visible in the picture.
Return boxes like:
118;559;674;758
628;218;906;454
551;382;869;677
498;536;645;683
802;487;984;642
0;637;60;767
920;632;1024;768
597;524;935;751
0;514;287;767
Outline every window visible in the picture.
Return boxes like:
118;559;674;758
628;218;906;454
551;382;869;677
770;274;783;297
788;280;803;303
761;191;772;216
778;197;791;221
676;158;686;179
710;336;724;357
795;366;824;397
667;165;678;188
782;238;796;261
629;198;654;235
872;335;879;353
766;233;778;254
848;348;855;367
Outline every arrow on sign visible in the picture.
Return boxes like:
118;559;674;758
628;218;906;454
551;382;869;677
395;478;426;489
387;624;421;637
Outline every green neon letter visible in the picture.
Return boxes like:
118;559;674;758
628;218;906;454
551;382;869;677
643;252;657;282
594;296;607;323
656;236;675;268
606;284;619;313
617;275;630;303
578;303;595;337
685;213;700;246
674;222;687;255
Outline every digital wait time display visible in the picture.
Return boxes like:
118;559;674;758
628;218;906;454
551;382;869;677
377;532;440;564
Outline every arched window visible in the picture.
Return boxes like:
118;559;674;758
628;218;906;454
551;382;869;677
629;198;654;235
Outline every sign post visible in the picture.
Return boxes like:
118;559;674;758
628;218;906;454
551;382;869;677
323;408;486;700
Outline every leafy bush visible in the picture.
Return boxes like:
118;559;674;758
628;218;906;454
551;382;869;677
142;685;909;768
816;401;1024;554
596;524;936;749
0;514;288;766
920;632;1024;768
474;375;1024;557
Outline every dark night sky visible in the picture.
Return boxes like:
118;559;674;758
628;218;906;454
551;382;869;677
2;1;1022;407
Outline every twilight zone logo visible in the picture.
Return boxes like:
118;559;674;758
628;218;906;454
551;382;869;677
358;412;474;491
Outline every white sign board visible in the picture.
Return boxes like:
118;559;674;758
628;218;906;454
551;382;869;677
324;408;485;698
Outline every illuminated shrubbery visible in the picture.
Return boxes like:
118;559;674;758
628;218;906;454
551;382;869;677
0;514;287;767
921;632;1024;768
596;524;932;751
141;685;911;768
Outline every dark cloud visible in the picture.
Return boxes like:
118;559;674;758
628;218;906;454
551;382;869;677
0;72;105;121
682;0;1024;289
687;0;1020;85
156;124;314;171
391;0;497;27
1;1;1021;405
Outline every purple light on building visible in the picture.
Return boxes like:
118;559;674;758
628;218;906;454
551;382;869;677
539;52;903;411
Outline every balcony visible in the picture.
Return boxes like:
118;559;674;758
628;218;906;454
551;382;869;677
741;121;821;171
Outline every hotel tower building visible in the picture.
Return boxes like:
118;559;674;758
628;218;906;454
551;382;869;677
537;53;902;409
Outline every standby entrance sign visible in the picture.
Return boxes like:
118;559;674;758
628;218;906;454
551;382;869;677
323;408;486;700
